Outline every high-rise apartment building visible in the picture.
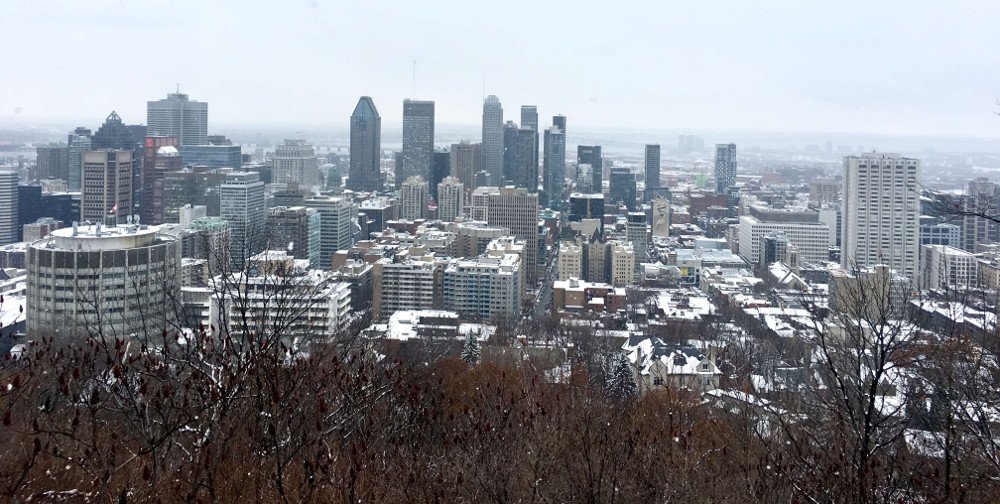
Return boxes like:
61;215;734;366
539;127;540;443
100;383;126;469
715;143;737;194
841;152;920;281
481;95;504;186
304;195;354;268
437;176;464;222
0;172;17;245
450;141;481;193
577;145;603;194
609;241;635;286
921;244;977;290
542;127;566;210
272;139;320;188
557;242;583;280
400;176;429;220
626;211;647;264
485;187;539;283
443;252;522;320
220;171;266;266
644;144;661;201
962;177;1000;252
400;99;435;187
146;93;208;146
267;205;321;268
141;136;182;225
348;96;382;192
81;150;132;224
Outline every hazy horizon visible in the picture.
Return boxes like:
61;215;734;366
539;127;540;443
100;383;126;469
2;0;999;140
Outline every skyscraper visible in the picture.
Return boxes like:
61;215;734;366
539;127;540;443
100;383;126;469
450;141;481;193
220;171;266;266
438;176;464;222
542;127;566;210
0;172;17;245
552;115;566;136
81;150;132;224
400;100;435;188
304;195;354;268
644;144;661;201
962;177;1000;252
502;121;520;186
400;176;429;220
67;128;92;192
146;92;208;146
431;149;451;201
272;139;320;188
92;111;140;150
348;96;382;192
608;167;637;210
841;152;920;281
577;145;603;194
515;126;538;192
481;95;504;186
36;144;68;181
715;143;737;194
140;136;182;225
486;187;539;284
520;106;540;180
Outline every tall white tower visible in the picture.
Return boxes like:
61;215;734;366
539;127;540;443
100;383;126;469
842;152;920;281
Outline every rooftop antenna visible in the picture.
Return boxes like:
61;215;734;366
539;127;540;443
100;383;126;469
176;82;180;93
412;60;416;99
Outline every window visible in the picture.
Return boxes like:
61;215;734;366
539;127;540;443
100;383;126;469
653;376;664;386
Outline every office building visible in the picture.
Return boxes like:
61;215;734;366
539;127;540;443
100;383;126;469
920;220;961;248
0;172;17;245
484;187;539;283
180;144;242;169
520;106;540;180
502;121;520;186
715;143;737;194
267;205;321;268
67;128;92;191
141;136;182;225
348;96;382;192
430;149;451;201
542;127;566;210
644;144;661;201
81;150;132;224
36;144;68;181
26;223;181;338
438;176;464;222
400;175;429;220
738;215;830;265
400;100;435;187
304;195;354;267
146;92;208;146
568;193;605;223
480;95;504;186
552;115;566;135
608;167;637;210
272;139;320;188
358;197;396;239
450;141;481;192
841;152;920;281
220;171;266;266
922;244;977;290
810;179;840;206
577;145;603;194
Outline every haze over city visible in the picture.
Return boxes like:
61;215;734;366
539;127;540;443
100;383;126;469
3;0;999;140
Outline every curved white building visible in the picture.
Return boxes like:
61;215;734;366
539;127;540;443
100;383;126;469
26;222;181;339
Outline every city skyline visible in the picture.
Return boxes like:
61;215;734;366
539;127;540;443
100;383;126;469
2;1;999;139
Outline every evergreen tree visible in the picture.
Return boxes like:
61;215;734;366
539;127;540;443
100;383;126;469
461;333;481;365
607;351;637;400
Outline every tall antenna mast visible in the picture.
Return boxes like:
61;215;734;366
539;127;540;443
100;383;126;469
176;82;180;93
412;60;416;99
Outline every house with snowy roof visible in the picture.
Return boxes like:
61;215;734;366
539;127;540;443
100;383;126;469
623;336;721;394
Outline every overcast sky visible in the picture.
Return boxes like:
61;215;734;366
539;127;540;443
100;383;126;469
2;0;999;137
